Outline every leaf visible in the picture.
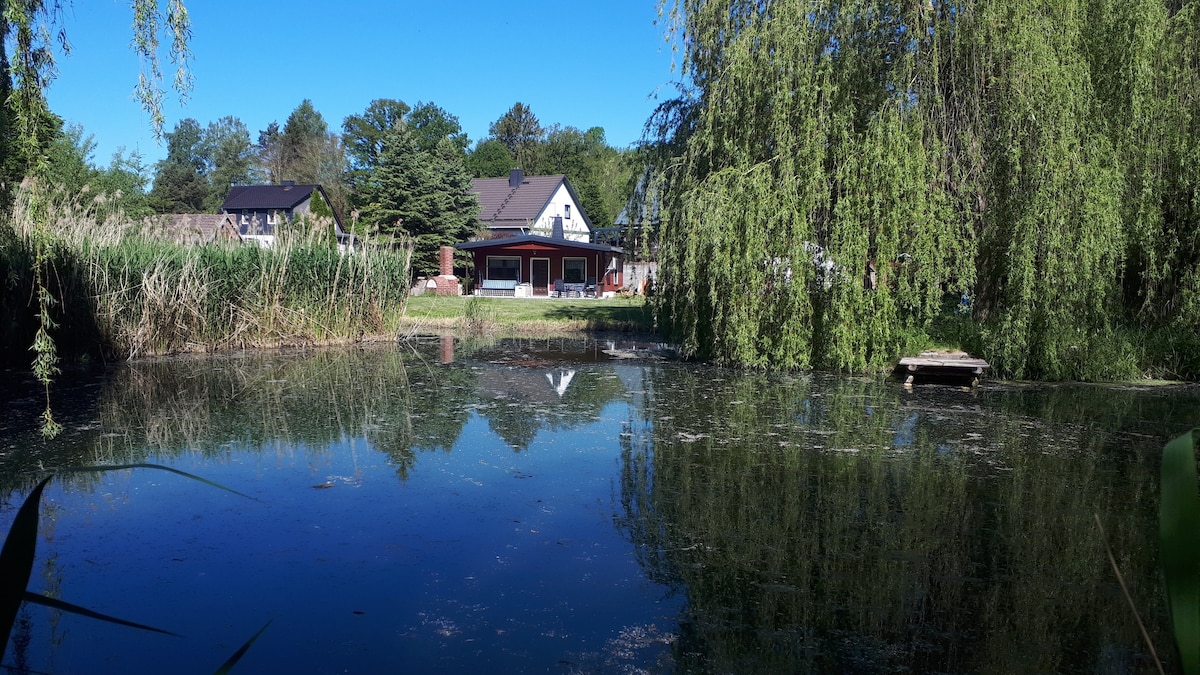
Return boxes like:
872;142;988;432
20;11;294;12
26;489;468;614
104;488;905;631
56;463;257;501
1161;428;1200;675
0;476;52;650
213;620;272;674
23;592;179;637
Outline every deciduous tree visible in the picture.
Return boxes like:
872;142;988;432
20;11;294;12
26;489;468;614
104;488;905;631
200;116;258;210
465;138;515;178
408;101;469;156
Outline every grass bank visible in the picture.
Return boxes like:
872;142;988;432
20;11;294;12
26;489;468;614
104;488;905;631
398;295;656;336
1;189;412;365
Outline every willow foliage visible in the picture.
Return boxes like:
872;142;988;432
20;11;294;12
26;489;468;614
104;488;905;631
653;0;1200;379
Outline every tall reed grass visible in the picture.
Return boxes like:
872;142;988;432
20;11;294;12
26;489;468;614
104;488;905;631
0;186;412;363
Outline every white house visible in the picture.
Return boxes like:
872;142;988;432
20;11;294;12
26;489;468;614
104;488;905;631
470;169;593;242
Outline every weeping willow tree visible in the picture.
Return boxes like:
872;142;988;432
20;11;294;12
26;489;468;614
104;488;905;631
652;0;1200;379
651;0;974;371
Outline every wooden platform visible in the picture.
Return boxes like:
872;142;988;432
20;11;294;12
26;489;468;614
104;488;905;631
897;352;989;387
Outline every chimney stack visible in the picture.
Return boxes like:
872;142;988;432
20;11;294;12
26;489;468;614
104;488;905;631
439;246;454;277
509;168;524;188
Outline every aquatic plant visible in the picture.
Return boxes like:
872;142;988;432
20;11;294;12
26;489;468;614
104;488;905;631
0;464;265;672
1161;428;1200;675
0;185;412;364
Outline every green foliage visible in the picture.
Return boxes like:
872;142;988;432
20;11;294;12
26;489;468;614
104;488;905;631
149;116;259;214
357;122;480;277
265;100;347;215
533;125;634;228
465;138;516;178
408;101;469;155
1162;428;1200;675
343;98;412;192
0;185;412;361
489;102;542;171
651;0;1200;379
280;99;328;176
200;116;259;210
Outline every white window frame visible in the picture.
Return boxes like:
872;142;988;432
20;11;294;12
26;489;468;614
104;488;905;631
562;257;587;284
486;256;522;282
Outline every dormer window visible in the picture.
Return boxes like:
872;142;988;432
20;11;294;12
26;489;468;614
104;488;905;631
564;205;571;219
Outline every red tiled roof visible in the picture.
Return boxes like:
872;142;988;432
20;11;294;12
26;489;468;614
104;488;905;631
471;174;566;226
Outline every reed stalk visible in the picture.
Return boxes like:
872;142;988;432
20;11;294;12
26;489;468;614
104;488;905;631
1;184;412;363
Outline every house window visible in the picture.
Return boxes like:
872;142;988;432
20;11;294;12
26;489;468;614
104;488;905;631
563;258;586;284
487;256;521;281
267;211;277;226
564;204;571;219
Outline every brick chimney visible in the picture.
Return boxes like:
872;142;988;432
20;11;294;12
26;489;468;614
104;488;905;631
426;245;462;296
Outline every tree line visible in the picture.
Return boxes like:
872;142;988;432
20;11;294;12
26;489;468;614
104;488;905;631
2;94;638;277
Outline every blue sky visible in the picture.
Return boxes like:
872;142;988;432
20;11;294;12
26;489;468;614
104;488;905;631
46;0;681;169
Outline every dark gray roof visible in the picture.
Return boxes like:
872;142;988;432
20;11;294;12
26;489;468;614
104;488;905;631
470;174;594;231
455;234;622;254
220;184;321;211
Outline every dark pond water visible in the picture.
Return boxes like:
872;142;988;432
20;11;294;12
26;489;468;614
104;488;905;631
0;335;1197;673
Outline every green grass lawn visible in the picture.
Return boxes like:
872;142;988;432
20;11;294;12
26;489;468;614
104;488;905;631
399;295;656;335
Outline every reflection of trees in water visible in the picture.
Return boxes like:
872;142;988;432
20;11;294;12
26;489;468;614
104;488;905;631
474;364;629;450
89;345;480;479
0;339;637;490
619;367;1176;673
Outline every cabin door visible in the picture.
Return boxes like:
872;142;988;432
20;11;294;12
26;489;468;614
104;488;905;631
531;258;550;296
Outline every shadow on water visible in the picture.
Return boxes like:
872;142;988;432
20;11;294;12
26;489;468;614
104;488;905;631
0;339;1194;672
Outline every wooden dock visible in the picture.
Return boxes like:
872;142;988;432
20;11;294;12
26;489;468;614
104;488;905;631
897;352;989;387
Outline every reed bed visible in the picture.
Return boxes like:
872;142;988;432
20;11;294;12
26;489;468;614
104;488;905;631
0;187;411;362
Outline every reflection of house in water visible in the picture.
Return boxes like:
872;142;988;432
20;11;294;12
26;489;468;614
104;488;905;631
546;369;576;398
431;336;661;451
469;361;627;450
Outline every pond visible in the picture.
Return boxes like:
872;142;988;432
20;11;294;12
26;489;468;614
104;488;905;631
0;335;1195;673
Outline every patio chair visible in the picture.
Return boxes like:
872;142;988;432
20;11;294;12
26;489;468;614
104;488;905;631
584;277;597;298
552;279;565;298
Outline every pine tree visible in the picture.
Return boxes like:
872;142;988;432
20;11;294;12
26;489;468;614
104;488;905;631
359;124;480;277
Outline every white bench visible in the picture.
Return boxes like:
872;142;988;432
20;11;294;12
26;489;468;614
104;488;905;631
477;279;518;297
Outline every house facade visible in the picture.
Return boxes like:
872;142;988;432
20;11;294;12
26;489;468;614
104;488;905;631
456;234;624;298
152;213;242;245
219;182;354;250
471;169;592;242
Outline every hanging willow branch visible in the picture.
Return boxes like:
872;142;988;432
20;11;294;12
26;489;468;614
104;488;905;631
2;2;193;436
652;0;1199;380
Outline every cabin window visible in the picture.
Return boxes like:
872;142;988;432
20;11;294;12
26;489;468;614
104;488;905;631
487;256;521;281
564;204;571;219
563;258;586;283
267;211;277;226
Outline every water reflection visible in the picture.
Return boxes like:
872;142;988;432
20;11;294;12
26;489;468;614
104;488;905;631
619;368;1183;673
0;339;1193;672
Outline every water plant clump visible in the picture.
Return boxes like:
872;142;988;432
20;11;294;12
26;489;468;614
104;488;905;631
0;184;412;364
